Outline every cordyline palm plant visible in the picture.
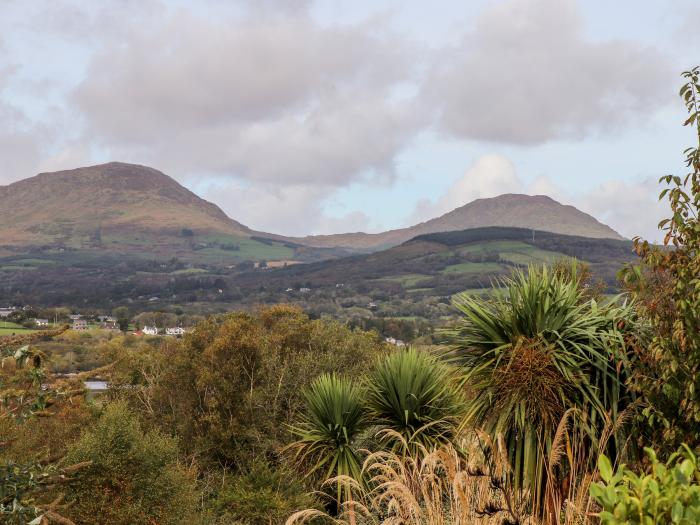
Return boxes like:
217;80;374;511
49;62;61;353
446;265;634;519
287;373;367;519
366;348;464;454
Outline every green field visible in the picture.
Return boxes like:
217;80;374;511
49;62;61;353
0;321;39;336
376;273;432;287
442;261;504;274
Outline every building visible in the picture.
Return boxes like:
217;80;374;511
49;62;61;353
384;337;406;347
102;319;119;330
142;326;159;336
34;319;49;327
165;327;187;336
0;307;16;318
69;314;82;321
367;302;378;310
299;287;311;293
72;319;88;330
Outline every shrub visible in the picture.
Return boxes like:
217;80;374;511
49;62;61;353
63;401;198;525
591;445;700;524
209;462;318;525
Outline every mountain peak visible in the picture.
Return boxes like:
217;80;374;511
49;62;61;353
0;162;250;249
295;192;623;250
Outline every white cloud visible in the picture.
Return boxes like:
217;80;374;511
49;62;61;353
411;154;521;222
426;0;672;144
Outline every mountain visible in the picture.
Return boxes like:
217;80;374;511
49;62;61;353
293;194;623;250
1;162;622;263
0;162;330;262
0;162;251;246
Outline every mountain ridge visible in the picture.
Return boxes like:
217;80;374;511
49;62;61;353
290;193;623;249
1;162;622;256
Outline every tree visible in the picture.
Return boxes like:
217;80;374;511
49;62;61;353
448;266;633;517
366;348;463;453
112;306;130;332
288;373;366;521
624;67;700;451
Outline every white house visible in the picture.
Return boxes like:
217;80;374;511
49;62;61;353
165;327;187;336
142;326;159;336
72;319;88;330
34;319;49;327
0;307;16;318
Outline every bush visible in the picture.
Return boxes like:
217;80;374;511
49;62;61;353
591;445;700;524
63;401;199;525
209;462;318;525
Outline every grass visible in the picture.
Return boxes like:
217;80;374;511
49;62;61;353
0;321;39;335
375;274;432;287
442;262;504;274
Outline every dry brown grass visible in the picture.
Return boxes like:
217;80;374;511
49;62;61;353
286;411;631;525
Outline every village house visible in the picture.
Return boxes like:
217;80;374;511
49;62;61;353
72;319;88;330
384;337;406;347
33;319;49;327
69;314;82;321
165;327;187;336
102;319;119;330
0;307;17;318
142;326;159;336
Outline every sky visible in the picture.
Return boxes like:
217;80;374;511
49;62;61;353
0;0;698;241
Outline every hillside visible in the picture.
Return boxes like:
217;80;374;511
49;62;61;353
0;162;321;262
233;226;636;297
0;162;249;245
294;194;623;250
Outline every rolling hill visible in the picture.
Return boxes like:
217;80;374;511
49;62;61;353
0;162;318;262
292;194;623;250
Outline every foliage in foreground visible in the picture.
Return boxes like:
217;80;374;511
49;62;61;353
288;373;368;505
366;347;464;453
448;264;634;516
592;445;700;525
623;66;700;452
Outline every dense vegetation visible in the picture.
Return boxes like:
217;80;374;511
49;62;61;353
1;68;699;525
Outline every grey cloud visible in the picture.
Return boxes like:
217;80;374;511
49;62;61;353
73;8;423;186
427;0;672;144
202;181;371;236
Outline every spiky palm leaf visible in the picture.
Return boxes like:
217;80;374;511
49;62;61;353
447;265;633;515
288;373;367;505
366;348;464;454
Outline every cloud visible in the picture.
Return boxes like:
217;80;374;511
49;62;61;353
73;7;423;186
576;178;668;242
411;154;521;222
202;180;371;236
426;0;672;144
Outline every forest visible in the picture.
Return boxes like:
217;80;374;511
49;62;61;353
1;70;700;525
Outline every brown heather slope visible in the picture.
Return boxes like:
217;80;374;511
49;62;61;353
0;162;252;248
292;194;623;250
